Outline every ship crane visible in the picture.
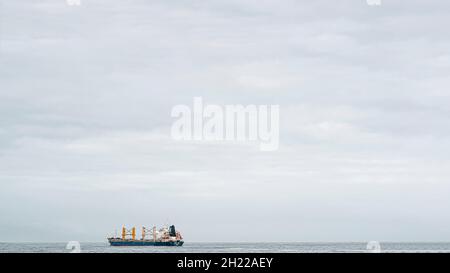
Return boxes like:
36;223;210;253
121;226;136;240
141;226;157;241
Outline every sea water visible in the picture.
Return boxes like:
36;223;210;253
1;242;450;253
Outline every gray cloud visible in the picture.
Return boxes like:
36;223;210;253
1;0;450;242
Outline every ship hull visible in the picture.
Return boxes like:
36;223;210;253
108;239;184;246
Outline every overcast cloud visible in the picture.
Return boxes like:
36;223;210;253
1;0;450;242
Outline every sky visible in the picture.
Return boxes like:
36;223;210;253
1;0;450;242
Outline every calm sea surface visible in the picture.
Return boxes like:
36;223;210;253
1;242;450;253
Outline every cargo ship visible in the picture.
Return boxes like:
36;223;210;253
108;225;184;246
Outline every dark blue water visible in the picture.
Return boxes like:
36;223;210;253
1;242;450;253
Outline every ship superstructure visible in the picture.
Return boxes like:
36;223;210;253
108;225;184;246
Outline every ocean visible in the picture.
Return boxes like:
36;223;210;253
1;242;450;253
